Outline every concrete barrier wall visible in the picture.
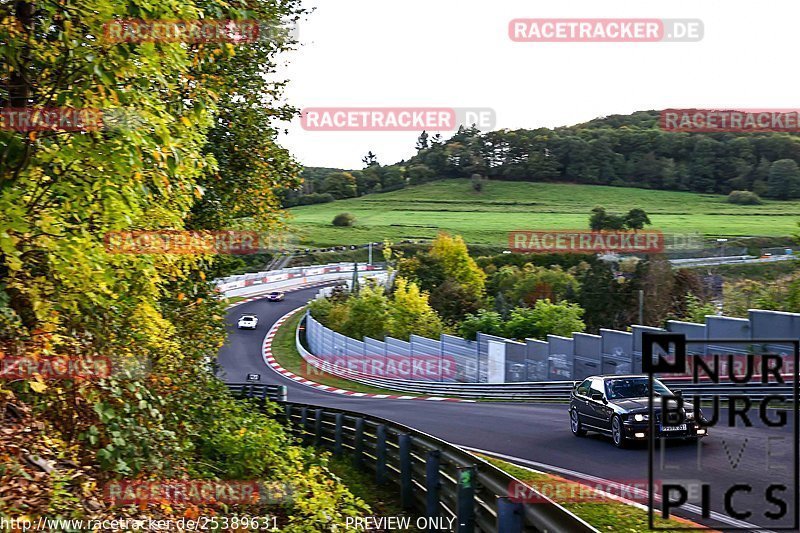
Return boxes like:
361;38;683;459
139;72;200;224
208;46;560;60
218;262;387;298
304;307;800;383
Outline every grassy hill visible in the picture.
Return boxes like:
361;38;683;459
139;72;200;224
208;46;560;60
287;180;800;247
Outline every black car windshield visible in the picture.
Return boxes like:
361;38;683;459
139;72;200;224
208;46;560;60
605;378;671;399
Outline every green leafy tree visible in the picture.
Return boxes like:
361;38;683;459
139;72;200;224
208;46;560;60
767;159;800;199
386;277;443;339
429;279;482;325
519;299;586;340
340;284;388;339
428;233;486;299
407;163;436;185
0;0;369;523
509;265;579;307
624;208;652;231
681;294;717;323
321;172;358;199
458;309;505;341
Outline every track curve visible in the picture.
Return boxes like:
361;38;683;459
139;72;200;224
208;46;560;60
217;285;796;531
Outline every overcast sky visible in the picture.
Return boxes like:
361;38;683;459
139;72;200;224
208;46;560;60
275;0;797;170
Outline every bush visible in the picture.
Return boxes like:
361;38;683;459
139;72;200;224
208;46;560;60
332;212;356;226
727;190;763;205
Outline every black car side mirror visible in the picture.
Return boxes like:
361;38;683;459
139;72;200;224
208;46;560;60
674;390;683;397
590;391;604;401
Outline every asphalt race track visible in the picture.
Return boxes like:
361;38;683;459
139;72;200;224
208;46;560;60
218;286;798;531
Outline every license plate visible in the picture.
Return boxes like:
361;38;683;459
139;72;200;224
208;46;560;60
660;424;687;432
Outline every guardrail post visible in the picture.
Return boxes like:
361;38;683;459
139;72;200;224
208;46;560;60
300;407;308;441
398;434;412;509
260;385;268;408
277;385;287;402
375;424;387;485
456;466;476;533
425;450;441;521
334;413;344;456
354;418;365;467
284;403;292;429
496;497;523;533
314;409;323;447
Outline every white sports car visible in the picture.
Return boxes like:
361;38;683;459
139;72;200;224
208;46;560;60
237;314;259;329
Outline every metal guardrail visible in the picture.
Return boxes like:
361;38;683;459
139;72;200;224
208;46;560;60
296;319;796;401
226;383;287;403
226;385;598;533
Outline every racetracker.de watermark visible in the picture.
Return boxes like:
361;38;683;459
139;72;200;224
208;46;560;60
509;19;703;42
102;19;297;44
661;109;800;133
300;107;496;131
509;479;662;504
303;355;457;380
0;107;166;132
509;230;664;254
104;230;261;255
103;480;292;506
0;356;112;380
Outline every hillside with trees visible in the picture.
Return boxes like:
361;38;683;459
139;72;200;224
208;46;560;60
288;110;800;203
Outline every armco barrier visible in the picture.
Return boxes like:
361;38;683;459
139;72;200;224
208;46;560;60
226;385;599;533
297;316;795;401
226;383;287;403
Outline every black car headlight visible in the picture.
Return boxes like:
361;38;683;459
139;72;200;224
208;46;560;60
632;413;648;422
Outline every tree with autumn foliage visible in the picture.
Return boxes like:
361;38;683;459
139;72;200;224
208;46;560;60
0;0;369;527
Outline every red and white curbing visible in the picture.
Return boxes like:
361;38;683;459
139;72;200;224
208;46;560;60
262;307;474;402
225;281;332;310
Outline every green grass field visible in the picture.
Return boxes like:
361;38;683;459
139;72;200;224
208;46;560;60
287;180;800;247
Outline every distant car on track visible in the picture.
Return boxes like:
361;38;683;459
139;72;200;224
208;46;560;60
265;291;285;302
237;314;259;329
569;375;708;448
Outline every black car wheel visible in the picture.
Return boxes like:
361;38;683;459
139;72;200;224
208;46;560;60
570;408;587;437
611;415;627;448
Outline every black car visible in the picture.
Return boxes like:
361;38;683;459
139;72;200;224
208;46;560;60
569;375;708;448
265;291;285;302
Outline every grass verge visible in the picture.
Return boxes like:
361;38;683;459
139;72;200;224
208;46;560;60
224;295;247;306
327;457;422;531
476;453;714;533
270;309;430;396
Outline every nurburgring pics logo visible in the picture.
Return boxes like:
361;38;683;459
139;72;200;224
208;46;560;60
104;230;261;255
509;19;703;42
509;230;664;254
661;109;800;133
644;333;799;531
300;107;496;131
